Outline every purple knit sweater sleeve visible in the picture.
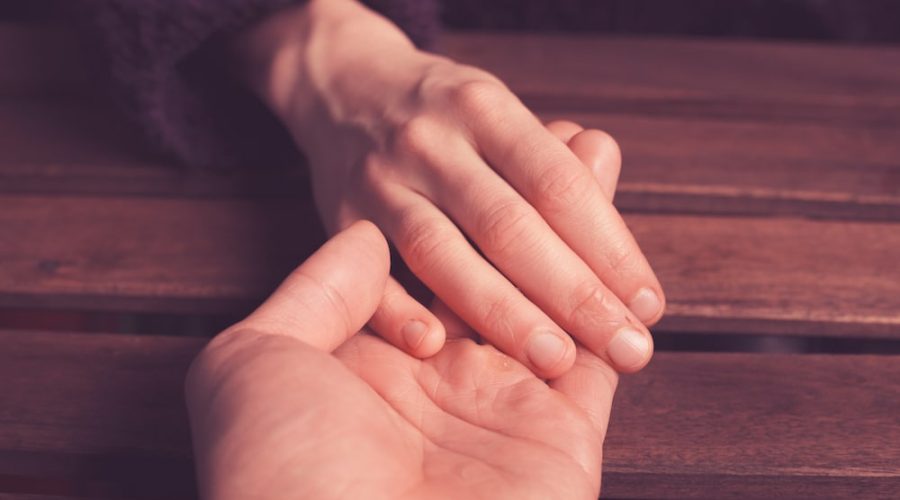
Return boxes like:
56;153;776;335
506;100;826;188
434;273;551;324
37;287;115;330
87;0;439;169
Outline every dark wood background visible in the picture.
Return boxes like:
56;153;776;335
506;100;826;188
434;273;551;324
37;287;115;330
0;8;898;499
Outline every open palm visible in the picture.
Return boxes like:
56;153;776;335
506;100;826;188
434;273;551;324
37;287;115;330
340;325;616;500
190;325;616;500
185;124;625;500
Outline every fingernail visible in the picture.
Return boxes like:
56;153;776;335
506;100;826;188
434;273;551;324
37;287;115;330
526;331;568;372
402;320;428;350
607;327;651;370
629;288;662;323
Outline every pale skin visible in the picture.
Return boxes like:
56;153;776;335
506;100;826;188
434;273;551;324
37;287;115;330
186;124;625;500
228;0;666;377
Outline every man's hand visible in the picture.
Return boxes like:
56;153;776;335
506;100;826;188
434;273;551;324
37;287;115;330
186;218;619;500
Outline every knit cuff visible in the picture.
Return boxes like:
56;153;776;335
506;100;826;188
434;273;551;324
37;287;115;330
89;0;438;169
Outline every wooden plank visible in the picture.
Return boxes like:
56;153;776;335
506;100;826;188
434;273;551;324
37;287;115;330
441;33;900;221
2;35;899;219
0;331;202;499
10;26;900;108
631;214;900;338
0;330;897;498
605;351;900;498
0;195;322;315
0;97;308;198
1;195;898;338
441;33;900;122
550;111;900;220
2;96;899;219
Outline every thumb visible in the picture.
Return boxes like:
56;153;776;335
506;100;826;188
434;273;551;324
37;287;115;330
230;220;390;352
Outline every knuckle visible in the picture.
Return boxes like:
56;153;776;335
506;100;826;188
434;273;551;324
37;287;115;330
479;293;519;345
476;199;535;260
565;281;618;330
392;117;441;161
452;79;507;115
396;210;454;276
604;244;637;275
304;272;355;335
532;164;592;213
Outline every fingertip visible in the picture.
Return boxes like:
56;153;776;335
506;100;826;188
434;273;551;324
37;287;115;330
568;129;621;163
348;218;384;238
545;120;585;143
370;279;447;358
567;129;622;197
628;286;666;326
525;330;577;379
344;219;390;265
403;317;446;358
235;219;393;351
644;292;667;327
606;327;654;374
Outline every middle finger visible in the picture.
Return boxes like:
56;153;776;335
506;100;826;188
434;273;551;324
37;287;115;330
426;149;653;373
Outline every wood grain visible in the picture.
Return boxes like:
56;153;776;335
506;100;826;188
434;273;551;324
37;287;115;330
0;195;322;315
441;34;900;121
2;32;899;219
4;97;899;221
0;97;308;198
0;331;202;499
631;214;900;338
1;26;899;500
1;195;898;338
605;351;900;498
552;111;900;220
1;330;897;499
441;33;900;221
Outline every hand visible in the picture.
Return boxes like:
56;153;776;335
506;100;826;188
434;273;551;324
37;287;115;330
186;221;618;500
230;0;665;377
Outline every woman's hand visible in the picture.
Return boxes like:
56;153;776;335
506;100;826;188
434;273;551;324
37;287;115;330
230;0;665;377
187;221;617;500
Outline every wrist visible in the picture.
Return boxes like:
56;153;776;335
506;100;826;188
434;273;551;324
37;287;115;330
229;0;436;158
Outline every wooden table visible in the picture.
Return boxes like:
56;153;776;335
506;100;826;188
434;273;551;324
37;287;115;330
1;26;899;498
